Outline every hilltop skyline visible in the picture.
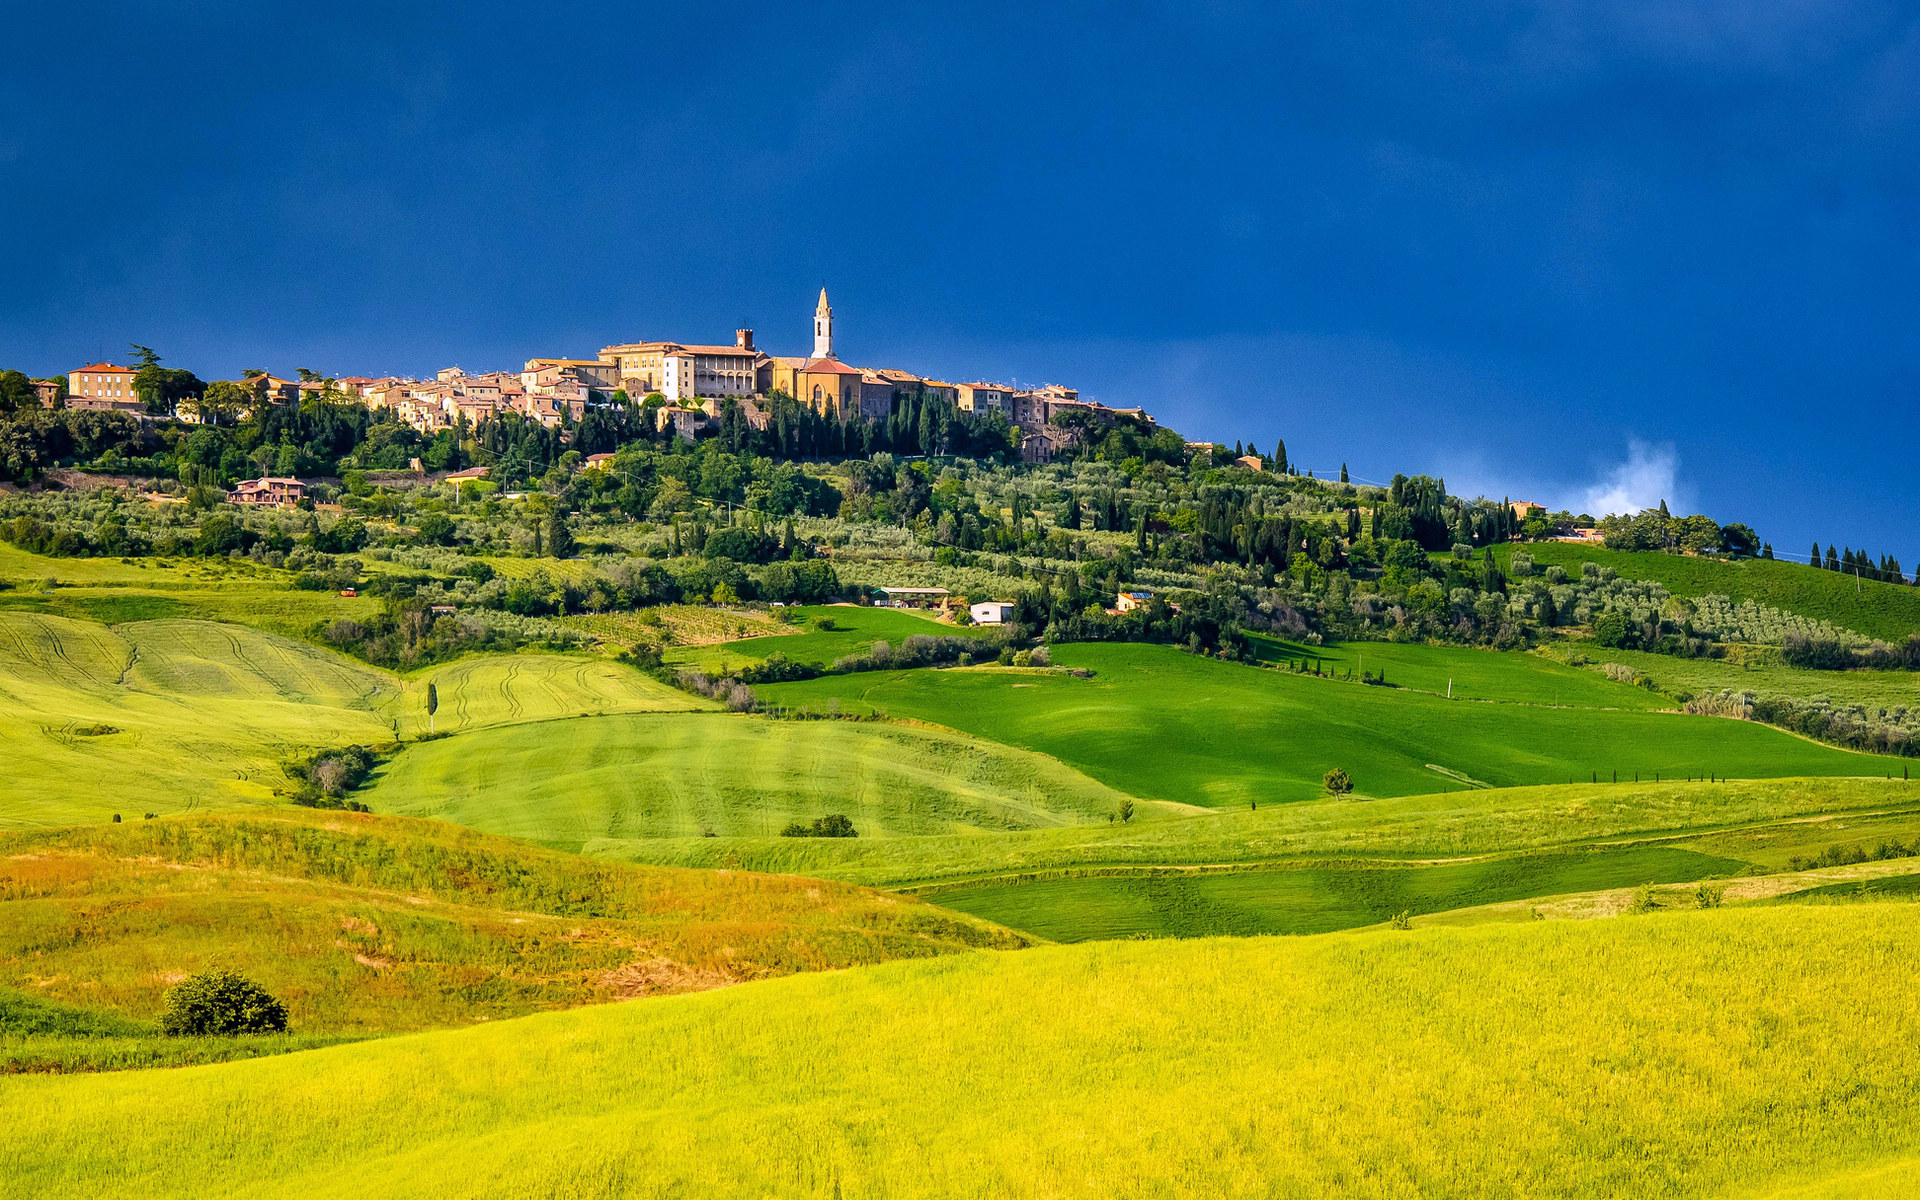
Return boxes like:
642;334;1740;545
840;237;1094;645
2;2;1915;552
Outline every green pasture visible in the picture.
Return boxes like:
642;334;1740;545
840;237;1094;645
1555;641;1920;710
1251;633;1673;708
0;612;696;826
1502;542;1920;643
664;603;972;673
0;543;369;639
931;845;1746;941
368;712;1160;848
593;776;1920;885
756;643;1892;808
10;905;1920;1197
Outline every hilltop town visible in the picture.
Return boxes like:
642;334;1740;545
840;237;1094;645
28;289;1150;467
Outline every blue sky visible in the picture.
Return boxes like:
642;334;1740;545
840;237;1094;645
2;2;1915;556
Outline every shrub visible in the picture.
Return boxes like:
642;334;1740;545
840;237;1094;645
780;814;858;838
1323;768;1354;796
159;971;289;1036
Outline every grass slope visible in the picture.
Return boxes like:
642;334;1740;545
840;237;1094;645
0;810;1023;1071
600;777;1920;886
9;905;1920;1197
368;712;1159;849
0;613;398;826
664;603;973;673
0;543;369;639
930;846;1748;941
0;612;699;826
1251;633;1674;708
1504;542;1920;642
758;643;1890;808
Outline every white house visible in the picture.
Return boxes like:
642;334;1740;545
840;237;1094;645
970;601;1015;625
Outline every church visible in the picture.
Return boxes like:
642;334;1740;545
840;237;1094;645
767;288;865;418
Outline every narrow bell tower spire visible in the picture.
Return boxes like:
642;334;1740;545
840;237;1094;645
813;286;835;359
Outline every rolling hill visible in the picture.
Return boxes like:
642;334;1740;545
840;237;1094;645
367;710;1164;847
8;904;1920;1198
756;642;1895;807
0;809;1024;1071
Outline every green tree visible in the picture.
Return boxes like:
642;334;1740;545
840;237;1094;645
546;505;575;558
1323;768;1354;796
426;682;438;734
159;971;288;1036
0;370;36;414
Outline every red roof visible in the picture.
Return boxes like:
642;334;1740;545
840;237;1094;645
800;357;863;376
73;362;134;374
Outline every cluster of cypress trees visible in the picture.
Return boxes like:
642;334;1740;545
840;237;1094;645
1811;542;1907;584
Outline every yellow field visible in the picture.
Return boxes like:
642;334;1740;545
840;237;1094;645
6;903;1920;1197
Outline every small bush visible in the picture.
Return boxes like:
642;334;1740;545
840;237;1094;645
159;971;289;1036
1694;883;1726;909
780;814;858;838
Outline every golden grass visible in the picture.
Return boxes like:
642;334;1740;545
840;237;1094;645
6;904;1920;1197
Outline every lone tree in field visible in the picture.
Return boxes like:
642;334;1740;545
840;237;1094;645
425;682;438;734
160;971;289;1036
1118;799;1135;824
1323;768;1354;797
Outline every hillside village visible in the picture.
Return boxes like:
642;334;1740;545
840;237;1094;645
32;289;1148;467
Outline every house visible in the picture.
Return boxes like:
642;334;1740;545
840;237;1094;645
32;380;62;408
858;371;898;421
228;477;306;507
66;363;143;412
598;332;764;401
1115;590;1153;613
443;466;491;482
955;383;1011;414
1511;500;1546;520
969;600;1015;625
875;587;951;609
583;453;617;471
1234;455;1264;472
657;406;708;442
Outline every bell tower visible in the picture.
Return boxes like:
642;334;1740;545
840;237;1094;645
813;286;834;359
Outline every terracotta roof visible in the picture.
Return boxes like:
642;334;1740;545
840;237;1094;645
800;357;863;376
73;363;134;373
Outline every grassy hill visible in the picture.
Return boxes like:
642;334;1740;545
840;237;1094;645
0;543;369;639
9;904;1920;1197
367;711;1164;848
0;809;1024;1072
663;603;973;673
756;642;1893;808
1503;542;1920;642
0;612;701;826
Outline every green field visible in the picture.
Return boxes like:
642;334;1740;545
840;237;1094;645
0;543;372;639
930;845;1746;940
664;603;973;673
368;712;1164;848
0;611;702;826
0;613;399;825
757;642;1891;808
1555;641;1920;710
10;904;1920;1197
0;810;1022;1072
1252;633;1674;707
1504;542;1920;643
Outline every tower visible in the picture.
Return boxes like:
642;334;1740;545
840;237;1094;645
813;286;834;359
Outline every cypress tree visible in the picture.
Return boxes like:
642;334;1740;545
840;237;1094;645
1340;462;1349;484
1826;545;1840;571
1811;541;1821;566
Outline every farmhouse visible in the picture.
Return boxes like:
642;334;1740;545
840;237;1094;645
228;477;306;507
876;587;951;609
1115;590;1153;613
970;601;1015;625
